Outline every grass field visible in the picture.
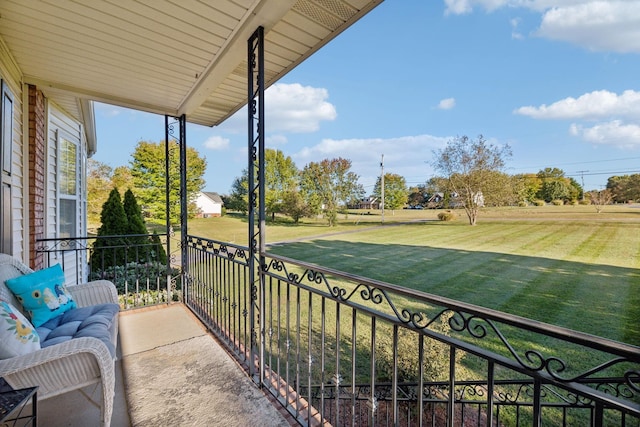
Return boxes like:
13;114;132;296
188;205;640;346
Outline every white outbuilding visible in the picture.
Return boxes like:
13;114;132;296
196;192;224;218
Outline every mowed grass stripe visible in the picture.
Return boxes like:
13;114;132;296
268;219;640;344
584;223;640;268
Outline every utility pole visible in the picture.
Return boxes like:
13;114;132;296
577;170;588;200
380;154;385;223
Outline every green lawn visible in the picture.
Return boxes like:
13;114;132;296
188;205;640;345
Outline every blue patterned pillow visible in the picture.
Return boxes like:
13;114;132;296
5;264;76;327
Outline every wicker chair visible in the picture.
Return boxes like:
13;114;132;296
0;254;119;427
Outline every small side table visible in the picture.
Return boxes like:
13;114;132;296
0;381;37;427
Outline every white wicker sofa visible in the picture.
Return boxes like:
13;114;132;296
0;254;119;427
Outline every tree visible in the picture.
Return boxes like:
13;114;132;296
607;174;640;203
407;185;427;208
129;140;206;224
280;190;313;223
373;173;408;213
482;170;516;206
300;158;364;226
91;188;128;268
123;188;168;263
587;189;613;213
123;189;151;259
432;135;512;225
535;168;582;203
265;149;299;220
568;177;583;201
111;166;133;193
512;173;541;205
227;171;249;214
87;159;113;228
123;189;147;236
539;179;570;202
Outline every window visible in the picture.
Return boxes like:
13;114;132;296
58;134;78;238
0;80;13;252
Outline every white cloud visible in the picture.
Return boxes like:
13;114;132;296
203;135;230;150
216;83;337;134
510;17;524;39
444;0;623;14
570;120;640;148
266;134;288;146
437;97;456;110
293;134;450;188
266;83;337;133
443;1;640;53
444;0;509;15
537;2;640;53
514;90;640;120
516;90;640;148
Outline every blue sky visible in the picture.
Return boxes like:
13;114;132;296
94;0;640;195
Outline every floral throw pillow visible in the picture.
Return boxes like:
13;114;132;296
5;264;77;327
0;301;40;359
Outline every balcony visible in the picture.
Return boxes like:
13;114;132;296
31;234;640;426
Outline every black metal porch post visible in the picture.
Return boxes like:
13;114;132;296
178;114;188;295
164;116;172;302
165;114;188;303
248;26;265;384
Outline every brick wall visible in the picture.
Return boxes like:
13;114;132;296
28;85;46;270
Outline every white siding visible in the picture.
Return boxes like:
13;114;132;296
0;45;25;261
196;193;222;217
47;104;88;283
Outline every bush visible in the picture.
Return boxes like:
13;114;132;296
551;199;564;206
89;261;180;295
579;199;590;205
119;289;181;307
437;210;456;221
534;200;546;206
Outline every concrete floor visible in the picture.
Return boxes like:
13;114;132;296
33;304;293;426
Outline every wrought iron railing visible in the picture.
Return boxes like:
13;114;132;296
184;234;640;427
35;234;179;309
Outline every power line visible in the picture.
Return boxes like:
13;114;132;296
566;169;640;177
510;156;640;172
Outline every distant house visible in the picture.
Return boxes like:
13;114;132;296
426;191;484;208
352;196;379;210
195;192;224;218
426;193;444;208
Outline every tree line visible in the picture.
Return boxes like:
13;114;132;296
88;137;639;229
226;151;364;226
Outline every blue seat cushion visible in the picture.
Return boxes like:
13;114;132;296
36;303;119;358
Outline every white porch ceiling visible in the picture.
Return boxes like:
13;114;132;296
0;0;382;127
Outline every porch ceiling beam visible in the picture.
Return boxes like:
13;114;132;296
177;0;297;120
23;75;178;117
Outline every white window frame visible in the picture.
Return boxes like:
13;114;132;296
57;130;79;239
0;79;13;253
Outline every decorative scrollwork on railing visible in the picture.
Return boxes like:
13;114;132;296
595;379;637;399
414;310;640;390
264;256;639;396
455;383;487;401
626;370;640;392
306;269;324;285
495;383;540;404
36;238;90;252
